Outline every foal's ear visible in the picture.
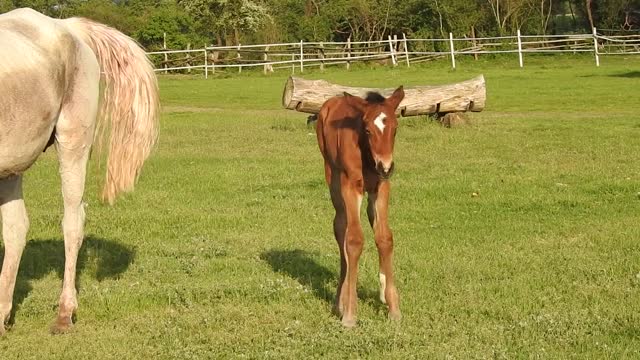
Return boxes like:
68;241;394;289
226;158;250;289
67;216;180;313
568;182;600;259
343;92;367;112
387;86;405;110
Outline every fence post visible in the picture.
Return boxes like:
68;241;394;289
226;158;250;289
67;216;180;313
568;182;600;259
517;29;523;68
163;32;168;74
187;43;191;73
263;46;270;74
319;42;325;72
300;40;304;73
204;47;208;79
346;37;351;70
211;47;216;74
449;32;456;69
402;33;410;67
593;27;600;67
388;35;397;66
471;26;478;60
237;43;242;73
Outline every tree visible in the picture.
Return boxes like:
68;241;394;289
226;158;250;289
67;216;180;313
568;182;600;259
69;0;137;33
585;0;594;29
594;0;640;30
178;0;271;45
486;0;550;34
342;0;395;41
135;5;200;50
0;0;14;13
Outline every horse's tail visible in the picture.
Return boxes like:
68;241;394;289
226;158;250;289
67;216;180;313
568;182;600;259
63;18;159;204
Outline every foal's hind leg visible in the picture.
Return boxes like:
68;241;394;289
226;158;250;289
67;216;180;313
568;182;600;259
330;187;347;317
326;163;347;317
50;60;99;334
0;176;28;335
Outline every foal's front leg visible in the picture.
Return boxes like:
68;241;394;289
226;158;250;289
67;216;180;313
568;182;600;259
0;176;28;335
338;175;365;328
367;181;401;321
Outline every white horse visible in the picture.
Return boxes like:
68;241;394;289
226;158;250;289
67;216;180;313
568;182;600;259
0;8;159;334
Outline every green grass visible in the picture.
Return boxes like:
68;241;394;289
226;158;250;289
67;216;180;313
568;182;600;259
2;55;640;358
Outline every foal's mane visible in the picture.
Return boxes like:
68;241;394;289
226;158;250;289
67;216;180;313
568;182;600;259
365;92;385;104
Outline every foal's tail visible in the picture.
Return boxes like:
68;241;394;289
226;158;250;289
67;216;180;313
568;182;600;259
64;18;159;204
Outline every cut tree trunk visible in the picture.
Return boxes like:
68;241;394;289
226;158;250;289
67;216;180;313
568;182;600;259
282;75;486;116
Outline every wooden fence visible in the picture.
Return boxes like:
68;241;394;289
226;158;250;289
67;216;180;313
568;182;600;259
147;29;640;78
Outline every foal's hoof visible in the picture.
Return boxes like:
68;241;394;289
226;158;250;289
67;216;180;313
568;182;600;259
341;317;357;328
388;310;402;322
0;324;6;336
50;316;74;335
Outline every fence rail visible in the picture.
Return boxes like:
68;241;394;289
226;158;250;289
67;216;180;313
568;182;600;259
148;29;640;78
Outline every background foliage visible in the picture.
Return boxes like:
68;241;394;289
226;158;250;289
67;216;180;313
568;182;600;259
2;0;640;49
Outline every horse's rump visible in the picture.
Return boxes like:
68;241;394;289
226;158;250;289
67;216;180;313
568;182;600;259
0;9;78;177
0;8;159;201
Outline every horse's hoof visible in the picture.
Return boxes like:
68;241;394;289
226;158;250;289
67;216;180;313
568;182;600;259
341;317;357;328
388;310;402;322
50;316;74;335
0;324;6;336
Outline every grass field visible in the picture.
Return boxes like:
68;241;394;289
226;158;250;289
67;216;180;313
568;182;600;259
1;55;640;358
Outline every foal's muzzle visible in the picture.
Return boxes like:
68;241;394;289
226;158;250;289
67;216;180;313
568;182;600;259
376;161;395;179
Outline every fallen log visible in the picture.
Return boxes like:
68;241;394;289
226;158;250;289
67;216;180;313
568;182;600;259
282;75;486;116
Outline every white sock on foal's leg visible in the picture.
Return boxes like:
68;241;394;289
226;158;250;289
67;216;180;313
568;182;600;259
379;272;387;304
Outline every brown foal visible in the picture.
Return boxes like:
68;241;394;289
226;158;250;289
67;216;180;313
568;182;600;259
315;87;405;327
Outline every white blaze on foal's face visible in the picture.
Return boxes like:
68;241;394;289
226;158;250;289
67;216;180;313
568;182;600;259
373;112;387;133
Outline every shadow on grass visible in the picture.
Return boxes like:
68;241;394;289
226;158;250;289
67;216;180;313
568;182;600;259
610;71;640;78
580;71;640;79
260;249;387;315
0;235;135;323
261;249;335;304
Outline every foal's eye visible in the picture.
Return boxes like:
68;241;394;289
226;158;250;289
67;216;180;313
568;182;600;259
365;128;371;135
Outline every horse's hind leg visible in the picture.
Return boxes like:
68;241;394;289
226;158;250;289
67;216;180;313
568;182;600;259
50;57;99;334
0;176;28;335
50;111;95;334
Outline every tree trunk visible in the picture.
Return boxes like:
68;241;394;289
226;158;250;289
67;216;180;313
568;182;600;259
282;75;486;116
586;0;595;30
233;28;240;46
